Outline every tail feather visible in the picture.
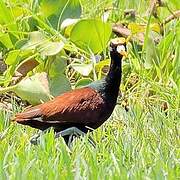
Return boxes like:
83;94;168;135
12;114;30;124
13;113;51;130
13;107;42;123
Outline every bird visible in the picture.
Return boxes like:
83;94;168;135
13;37;127;146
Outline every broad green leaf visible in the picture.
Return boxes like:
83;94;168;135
15;39;29;49
71;63;93;76
49;74;71;97
75;78;93;88
70;19;111;53
0;1;14;24
14;73;51;105
12;72;71;105
48;52;67;76
40;0;82;30
21;32;64;56
21;31;46;50
0;1;17;33
40;42;64;56
0;33;14;49
5;50;20;65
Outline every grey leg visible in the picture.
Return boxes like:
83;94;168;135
30;127;96;147
30;127;52;145
55;127;86;138
55;127;96;147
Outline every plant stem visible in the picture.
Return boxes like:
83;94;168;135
0;85;17;94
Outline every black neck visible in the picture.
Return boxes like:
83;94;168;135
104;51;122;101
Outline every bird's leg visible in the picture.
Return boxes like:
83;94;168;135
55;127;86;138
30;127;52;145
30;127;96;147
55;127;96;147
55;127;86;147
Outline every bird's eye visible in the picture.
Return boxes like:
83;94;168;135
116;45;125;53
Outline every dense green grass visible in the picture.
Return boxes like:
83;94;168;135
0;103;179;179
0;0;180;179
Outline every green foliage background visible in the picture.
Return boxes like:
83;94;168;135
0;0;179;179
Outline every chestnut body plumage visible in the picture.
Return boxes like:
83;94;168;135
15;87;109;132
14;38;126;144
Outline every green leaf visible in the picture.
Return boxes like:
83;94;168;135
5;50;20;65
71;63;93;76
158;31;175;65
70;19;111;53
11;6;27;18
49;74;71;97
15;39;29;49
40;42;64;56
48;52;67;76
2;66;16;86
40;0;82;30
75;78;93;88
0;72;71;105
21;31;46;50
131;58;141;72
21;31;64;56
144;37;158;69
0;1;14;24
0;33;14;49
61;18;79;37
14;73;51;105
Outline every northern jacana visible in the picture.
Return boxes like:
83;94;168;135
13;38;127;146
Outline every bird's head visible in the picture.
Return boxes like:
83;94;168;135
109;37;127;58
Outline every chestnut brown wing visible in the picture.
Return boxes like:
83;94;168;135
14;87;105;127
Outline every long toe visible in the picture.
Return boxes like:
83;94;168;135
30;135;40;145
